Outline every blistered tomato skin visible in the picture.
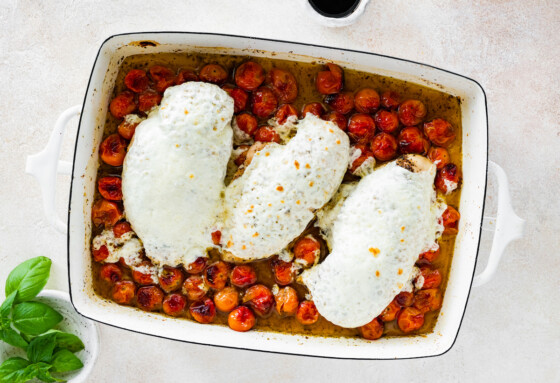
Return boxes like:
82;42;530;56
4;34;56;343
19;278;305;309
270;257;294;285
275;104;299;125
117;118;140;140
268;68;298;103
132;262;158;286
360;317;384;340
228;306;256;332
100;134;127;166
349;144;374;174
175;69;198;85
199;64;228;85
347;113;376;142
381;90;401;110
395;291;414;307
235;113;258;136
397;307;425;333
398;127;430;155
92;245;109;263
354;88;380;113
316;63;343;95
159;267;185;293
251;87;278;119
419;247;440;262
100;264;122;284
214;287;239;312
424;119;456;147
398;99;427;126
442;205;460;235
302;102;325;118
231;265;257;288
149;65;174;83
293;236;321;267
98;176;122;201
374;110;399;133
323;111;347;131
112;280;136;305
182;275;208;301
371;133;398;162
235;61;265;91
185;257;207;275
163;293;187;316
204;261;230;291
222;85;248;114
109;91;136;119
427;147;450;169
325;91;354;115
419;267;442;289
380;299;401;322
190;297;217;324
138;90;162;113
254;126;280;143
413;289;442;313
296;300;319;325
137;286;164;312
124;69;149;93
113;221;132;238
435;164;461;195
275;286;299;316
243;284;274;317
92;199;123;228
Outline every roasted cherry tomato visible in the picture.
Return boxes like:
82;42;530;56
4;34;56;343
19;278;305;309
397;307;425;333
316;63;343;95
442;205;460;235
381;90;401;110
325;91;354;115
398;126;430;155
424;119;456;147
138;90;162;113
270;257;294;285
148;65;174;88
92;199;123;227
214;287;239;313
296;300;319;325
235;61;265;91
163;293;187;316
235;113;258;136
222;85;248;113
354;88;380;113
92;245;109;263
231;265;257;288
371;133;398;162
190;297;217;324
398;99;427;126
228;306;256;332
349;144;374;174
99;134;127;166
435;164;461;195
109;91;136;119
210;230;221;245
98;176;122;201
132;262;158;285
185;257;208;274
182;275;208;301
419;247;440;262
254;126;280;143
275;104;299;125
268;68;298;103
359;317;384;340
302;102;325;118
199;64;228;85
251;87;278;119
418;267;442;289
395;291;414;307
124;69;149;93
293;235;320;267
243;284;274;317
117;116;141;140
323;111;347;131
137;286;164;312
380;299;401;322
204;261;230;290
112;280;136;305
113;221;132;238
374;110;399;133
427;147;450;169
347;113;376;142
275;286;299;316
175;69;198;85
159;266;185;293
413;289;442;313
100;263;122;284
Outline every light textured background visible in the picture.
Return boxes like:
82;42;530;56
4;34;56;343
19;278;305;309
1;0;558;382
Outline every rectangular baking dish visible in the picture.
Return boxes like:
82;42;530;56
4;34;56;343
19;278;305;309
26;32;525;359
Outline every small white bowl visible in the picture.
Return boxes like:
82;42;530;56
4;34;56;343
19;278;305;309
0;290;99;383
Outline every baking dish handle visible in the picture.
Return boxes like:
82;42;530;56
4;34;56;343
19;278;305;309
25;105;81;235
473;161;525;287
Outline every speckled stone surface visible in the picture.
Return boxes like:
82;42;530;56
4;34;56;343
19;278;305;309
0;1;558;382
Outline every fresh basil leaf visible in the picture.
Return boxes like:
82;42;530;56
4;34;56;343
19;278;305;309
0;291;17;327
1;327;29;349
44;330;84;353
34;363;62;383
50;349;83;373
5;257;51;303
12;302;63;335
0;357;31;383
27;333;57;363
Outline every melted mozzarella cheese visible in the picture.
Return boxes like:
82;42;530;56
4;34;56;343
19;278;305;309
302;158;443;328
122;82;233;267
92;229;143;266
221;114;350;261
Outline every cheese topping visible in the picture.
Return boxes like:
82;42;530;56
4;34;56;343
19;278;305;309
92;229;143;267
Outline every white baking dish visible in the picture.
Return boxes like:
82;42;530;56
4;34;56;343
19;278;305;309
26;32;525;359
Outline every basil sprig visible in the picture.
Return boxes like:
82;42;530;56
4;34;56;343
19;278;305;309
0;257;84;382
